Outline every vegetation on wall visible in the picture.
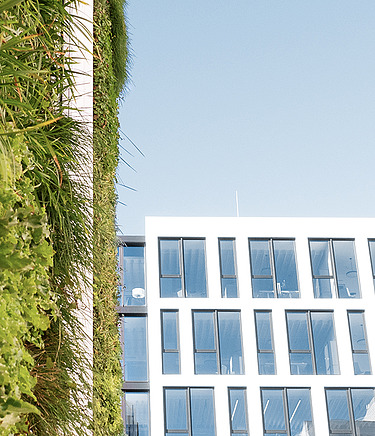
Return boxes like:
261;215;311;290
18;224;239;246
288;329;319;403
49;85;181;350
93;0;129;434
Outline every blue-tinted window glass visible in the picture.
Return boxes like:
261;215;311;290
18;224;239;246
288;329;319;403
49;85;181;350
123;316;148;381
219;239;236;276
369;240;375;289
289;353;314;375
160;240;180;275
193;312;218;374
351;388;375;434
258;354;276;375
252;278;275;298
287;389;314;436
125;392;150;436
348;312;371;375
312;277;334;298
122;246;145;306
261;389;286;432
183;240;207;298
332;240;360;298
165;389;188;431
326;389;351;432
162;311;180;374
249;240;272;276
310;240;332;276
287;312;310;351
218;311;244;375
311;312;340;375
273;240;299;298
190;388;216;436
255;311;275;375
229;388;248;433
160;277;183;298
221;278;238;298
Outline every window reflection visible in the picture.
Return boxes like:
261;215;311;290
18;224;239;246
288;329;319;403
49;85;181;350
123;316;148;381
255;311;276;375
125;392;150;436
229;388;249;434
348;311;371;375
219;239;238;298
121;245;145;306
161;311;180;374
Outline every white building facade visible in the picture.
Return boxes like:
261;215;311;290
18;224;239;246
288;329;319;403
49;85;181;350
118;217;375;436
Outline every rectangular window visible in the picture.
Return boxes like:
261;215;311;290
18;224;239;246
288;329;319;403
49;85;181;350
228;388;249;435
161;310;180;374
219;238;238;298
348;311;371;375
326;388;375;435
249;239;299;298
122;315;148;381
309;239;360;298
368;240;375;289
255;311;276;375
124;391;150;436
121;244;145;306
286;311;340;375
261;388;315;436
164;387;216;436
193;310;244;375
159;238;207;298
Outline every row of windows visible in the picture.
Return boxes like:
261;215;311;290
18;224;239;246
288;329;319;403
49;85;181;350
120;309;371;381
124;387;375;436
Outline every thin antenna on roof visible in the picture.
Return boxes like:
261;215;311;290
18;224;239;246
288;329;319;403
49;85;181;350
235;191;240;217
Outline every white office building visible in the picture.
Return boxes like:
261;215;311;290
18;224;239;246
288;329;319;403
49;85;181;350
118;217;375;436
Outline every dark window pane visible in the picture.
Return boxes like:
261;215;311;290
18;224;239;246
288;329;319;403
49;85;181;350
229;389;247;432
123;246;145;306
252;278;275;298
326;389;351;432
162;311;178;350
353;353;371;375
273;240;299;298
221;278;238;298
190;388;216;436
352;389;375;435
262;389;286;432
162;352;180;374
160;277;183;298
289;353;313;375
160;239;180;275
165;389;188;431
313;278;334;298
194;352;218;374
249;240;272;276
348;312;367;351
310;240;332;276
333;240;360;298
255;311;273;351
193;312;216;350
183;240;207;297
311;312;340;375
287;389;314;436
218;311;244;375
258;353;276;375
125;392;149;436
124;316;148;381
286;312;310;350
219;239;236;276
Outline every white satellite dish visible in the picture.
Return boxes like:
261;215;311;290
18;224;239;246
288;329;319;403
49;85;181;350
132;287;145;298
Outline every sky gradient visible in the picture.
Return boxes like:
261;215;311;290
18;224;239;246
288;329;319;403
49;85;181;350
117;1;375;235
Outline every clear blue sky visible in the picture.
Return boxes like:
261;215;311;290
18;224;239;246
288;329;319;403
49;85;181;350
116;0;375;235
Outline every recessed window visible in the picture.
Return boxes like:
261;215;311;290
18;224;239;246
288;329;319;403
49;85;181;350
368;240;375;290
159;238;207;298
326;388;375;435
309;239;360;298
255;311;276;375
192;311;244;375
164;388;216;435
219;238;238;298
120;244;145;306
286;311;340;375
161;310;180;374
121;315;148;381
249;239;299;298
228;388;249;435
348;311;371;375
261;388;314;436
124;391;150;436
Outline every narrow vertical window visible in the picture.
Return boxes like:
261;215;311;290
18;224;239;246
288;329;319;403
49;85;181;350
219;238;238;298
192;311;244;375
249;239;299;298
368;239;375;289
121;244;145;306
286;311;340;375
261;388;314;436
124;392;150;436
228;388;249;435
161;310;180;374
309;239;360;298
122;316;148;381
326;388;375;435
347;311;371;375
164;388;216;436
255;311;276;374
159;238;207;298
